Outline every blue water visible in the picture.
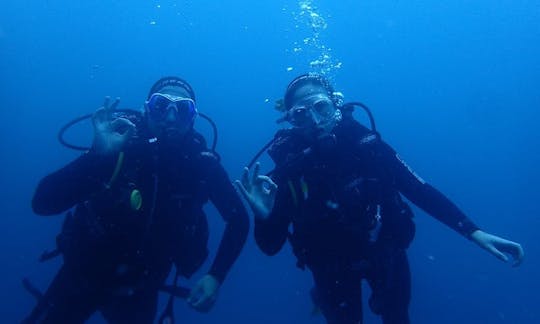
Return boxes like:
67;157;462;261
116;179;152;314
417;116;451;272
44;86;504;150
1;1;539;323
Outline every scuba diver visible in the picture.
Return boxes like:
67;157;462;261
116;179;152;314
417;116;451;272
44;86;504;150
236;73;524;324
24;76;249;323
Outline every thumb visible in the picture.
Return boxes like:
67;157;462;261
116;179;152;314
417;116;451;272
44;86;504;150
487;245;509;262
187;283;202;303
121;124;135;141
92;107;108;129
235;180;253;204
111;118;136;140
110;117;135;131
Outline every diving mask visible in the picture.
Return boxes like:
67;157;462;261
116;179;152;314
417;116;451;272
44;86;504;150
147;93;197;123
288;94;341;130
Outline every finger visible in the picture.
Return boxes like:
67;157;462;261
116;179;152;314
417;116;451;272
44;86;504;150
258;176;278;195
187;286;201;305
235;180;250;201
252;162;260;185
102;96;115;121
103;96;110;109
188;296;200;307
187;284;202;301
191;293;206;308
508;243;524;267
195;294;216;313
487;245;509;263
119;130;135;143
241;167;251;189
495;240;524;267
258;175;278;191
189;295;202;307
110;97;121;111
110;117;135;132
235;180;247;197
123;122;136;139
111;119;135;142
516;244;525;266
92;107;108;128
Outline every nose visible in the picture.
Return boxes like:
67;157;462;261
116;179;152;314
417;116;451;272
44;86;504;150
165;104;177;122
313;100;334;118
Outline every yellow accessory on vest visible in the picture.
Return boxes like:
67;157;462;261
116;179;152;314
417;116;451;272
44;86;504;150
106;152;143;211
106;152;125;188
130;189;143;211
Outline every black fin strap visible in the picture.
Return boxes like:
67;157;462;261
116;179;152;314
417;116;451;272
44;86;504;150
21;278;48;324
22;278;43;301
39;249;61;262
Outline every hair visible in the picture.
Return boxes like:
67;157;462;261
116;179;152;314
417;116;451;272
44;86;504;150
283;73;337;110
147;76;196;101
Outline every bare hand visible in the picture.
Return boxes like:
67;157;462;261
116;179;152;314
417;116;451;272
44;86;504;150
92;97;135;155
471;230;524;267
187;274;220;313
235;163;278;220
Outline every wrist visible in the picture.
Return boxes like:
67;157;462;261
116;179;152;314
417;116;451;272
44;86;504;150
470;230;490;247
206;272;223;285
91;138;116;156
456;219;481;240
470;229;482;241
254;208;270;221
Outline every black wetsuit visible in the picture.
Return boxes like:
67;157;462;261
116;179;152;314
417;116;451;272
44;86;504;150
255;117;479;324
26;129;249;324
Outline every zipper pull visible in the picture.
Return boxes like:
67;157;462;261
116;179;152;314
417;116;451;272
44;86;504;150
369;204;382;243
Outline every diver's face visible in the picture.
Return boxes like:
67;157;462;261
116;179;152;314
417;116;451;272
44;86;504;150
288;84;339;131
145;87;196;139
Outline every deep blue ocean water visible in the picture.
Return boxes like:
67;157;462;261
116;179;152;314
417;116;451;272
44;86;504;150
1;1;539;323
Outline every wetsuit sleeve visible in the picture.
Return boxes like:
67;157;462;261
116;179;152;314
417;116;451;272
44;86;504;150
253;175;292;256
207;161;250;284
32;152;118;216
379;142;480;238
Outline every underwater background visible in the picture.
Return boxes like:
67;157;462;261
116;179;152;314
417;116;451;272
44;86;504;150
1;0;539;323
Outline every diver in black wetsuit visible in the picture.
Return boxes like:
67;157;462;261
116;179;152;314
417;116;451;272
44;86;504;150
236;74;524;324
24;77;249;323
